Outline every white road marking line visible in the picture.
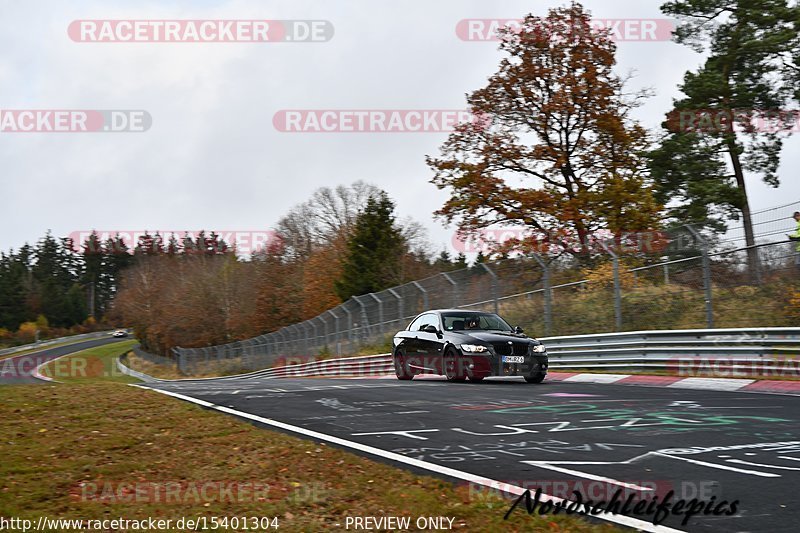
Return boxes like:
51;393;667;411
725;459;800;471
652;452;780;477
520;462;654;492
133;384;685;533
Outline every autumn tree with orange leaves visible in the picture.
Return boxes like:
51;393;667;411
427;3;661;259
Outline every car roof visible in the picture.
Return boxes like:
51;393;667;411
427;309;498;314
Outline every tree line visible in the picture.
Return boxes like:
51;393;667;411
112;183;475;354
0;233;129;343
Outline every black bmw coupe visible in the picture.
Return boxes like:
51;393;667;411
392;310;548;382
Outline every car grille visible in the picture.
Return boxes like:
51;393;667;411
491;342;528;357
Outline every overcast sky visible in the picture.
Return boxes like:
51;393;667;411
1;0;798;256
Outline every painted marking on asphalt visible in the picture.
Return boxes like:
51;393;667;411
351;429;440;440
543;393;601;397
520;462;655;492
725;459;800;471
564;374;629;384
653;452;780;477
133;384;685;533
668;378;755;391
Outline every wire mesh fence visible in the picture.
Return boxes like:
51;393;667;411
172;221;800;375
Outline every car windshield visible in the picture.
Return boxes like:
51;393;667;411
441;312;513;332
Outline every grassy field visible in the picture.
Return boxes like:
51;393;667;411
0;342;620;532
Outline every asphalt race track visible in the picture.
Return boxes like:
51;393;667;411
0;337;126;384
140;375;800;532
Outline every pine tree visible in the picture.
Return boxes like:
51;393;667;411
82;231;103;318
0;249;32;329
434;250;453;271
334;192;406;300
655;0;799;277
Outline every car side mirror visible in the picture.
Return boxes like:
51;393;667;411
514;326;524;334
423;324;439;334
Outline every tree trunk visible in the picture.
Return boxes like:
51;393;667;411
726;137;761;284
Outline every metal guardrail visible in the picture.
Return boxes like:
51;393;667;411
0;331;115;357
229;327;800;379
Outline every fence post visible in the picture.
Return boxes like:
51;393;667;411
480;263;499;314
310;321;318;353
318;316;328;349
286;326;296;355
328;309;341;355
276;330;285;355
598;241;622;331
412;281;429;311
686;226;714;328
304;322;313;356
388;288;403;329
531;254;552;336
342;305;353;344
368;293;383;334
172;347;184;374
441;272;458;308
353;295;369;342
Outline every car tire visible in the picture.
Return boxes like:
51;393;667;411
444;348;466;382
394;350;413;380
468;375;485;383
525;372;546;384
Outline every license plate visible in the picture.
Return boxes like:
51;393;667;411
502;356;525;364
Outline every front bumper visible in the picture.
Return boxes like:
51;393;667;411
461;352;548;377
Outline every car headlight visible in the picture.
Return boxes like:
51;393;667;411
531;344;546;353
460;344;488;353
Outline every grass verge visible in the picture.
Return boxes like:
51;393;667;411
0;343;620;532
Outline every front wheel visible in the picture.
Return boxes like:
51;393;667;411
444;348;466;382
394;351;413;380
525;372;546;384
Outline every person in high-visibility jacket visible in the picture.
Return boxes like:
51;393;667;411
789;212;800;268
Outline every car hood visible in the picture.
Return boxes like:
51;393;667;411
453;331;539;345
